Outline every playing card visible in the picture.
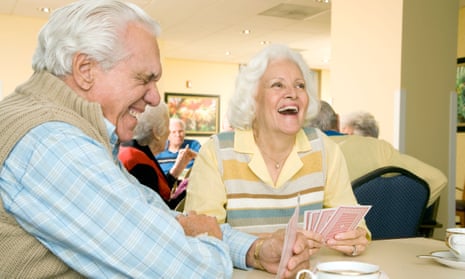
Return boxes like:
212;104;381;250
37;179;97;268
276;196;300;278
304;210;312;231
313;208;337;233
319;205;371;240
310;211;320;231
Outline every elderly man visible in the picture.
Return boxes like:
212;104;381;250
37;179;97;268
156;118;200;175
0;1;310;278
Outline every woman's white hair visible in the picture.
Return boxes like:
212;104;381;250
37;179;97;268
341;111;380;138
32;0;161;76
133;102;169;149
226;44;319;130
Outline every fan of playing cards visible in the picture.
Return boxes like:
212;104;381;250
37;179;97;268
275;203;371;278
304;205;371;241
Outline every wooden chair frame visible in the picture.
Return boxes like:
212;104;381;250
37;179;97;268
457;185;465;227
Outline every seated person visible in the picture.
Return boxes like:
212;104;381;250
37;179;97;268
119;102;187;209
156;118;200;175
308;100;345;136
184;44;370;257
0;1;311;277
309;101;448;208
340;110;379;138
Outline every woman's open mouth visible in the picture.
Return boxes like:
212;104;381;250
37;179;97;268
278;105;299;115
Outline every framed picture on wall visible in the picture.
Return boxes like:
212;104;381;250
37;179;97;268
164;92;220;136
457;57;465;132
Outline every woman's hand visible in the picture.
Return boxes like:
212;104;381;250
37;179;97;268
325;227;369;256
299;229;324;256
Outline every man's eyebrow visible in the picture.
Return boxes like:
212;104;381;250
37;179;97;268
137;72;159;82
149;72;161;81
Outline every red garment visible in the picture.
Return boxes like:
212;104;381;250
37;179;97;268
118;146;171;201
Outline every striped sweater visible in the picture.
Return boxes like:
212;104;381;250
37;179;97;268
214;128;326;227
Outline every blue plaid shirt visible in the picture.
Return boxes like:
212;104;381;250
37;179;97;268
0;120;256;278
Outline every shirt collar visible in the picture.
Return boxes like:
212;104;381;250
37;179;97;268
103;118;120;163
103;118;119;146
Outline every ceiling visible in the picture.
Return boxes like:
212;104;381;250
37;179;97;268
0;0;332;69
1;0;464;70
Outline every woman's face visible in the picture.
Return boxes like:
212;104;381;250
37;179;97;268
254;59;309;136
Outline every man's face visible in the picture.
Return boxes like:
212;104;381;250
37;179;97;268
341;126;354;135
87;23;162;142
168;121;185;148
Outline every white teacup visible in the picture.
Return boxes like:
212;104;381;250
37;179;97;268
445;228;465;260
296;261;380;279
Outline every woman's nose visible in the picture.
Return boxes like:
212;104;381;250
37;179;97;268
285;87;298;99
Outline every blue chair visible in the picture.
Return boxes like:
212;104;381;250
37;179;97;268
417;198;442;237
351;166;430;240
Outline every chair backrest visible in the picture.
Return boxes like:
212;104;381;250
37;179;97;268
351;166;430;240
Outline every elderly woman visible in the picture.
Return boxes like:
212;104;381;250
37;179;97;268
184;44;370;256
118;103;189;209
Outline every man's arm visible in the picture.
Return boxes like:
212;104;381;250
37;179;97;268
0;122;233;278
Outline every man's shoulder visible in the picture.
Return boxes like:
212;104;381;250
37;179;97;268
185;138;201;144
184;139;201;149
330;135;396;153
323;130;346;136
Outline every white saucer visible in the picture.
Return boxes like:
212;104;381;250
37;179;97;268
429;251;465;270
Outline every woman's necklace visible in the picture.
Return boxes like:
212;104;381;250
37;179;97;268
254;132;292;170
268;158;282;169
260;150;286;170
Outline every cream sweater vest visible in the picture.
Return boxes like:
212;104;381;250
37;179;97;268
214;128;326;227
0;71;111;278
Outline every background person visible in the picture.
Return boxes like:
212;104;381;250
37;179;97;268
308;100;345;136
156;118;200;175
0;1;311;278
340;110;379;138
184;44;370;257
119;102;186;209
309;100;448;208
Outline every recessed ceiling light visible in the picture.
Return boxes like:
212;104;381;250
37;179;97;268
38;7;52;13
241;29;251;35
225;51;231;56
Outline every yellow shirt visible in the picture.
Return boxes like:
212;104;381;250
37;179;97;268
330;135;448;207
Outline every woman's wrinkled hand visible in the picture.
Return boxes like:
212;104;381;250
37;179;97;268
325;227;369;256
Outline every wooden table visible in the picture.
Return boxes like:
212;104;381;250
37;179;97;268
233;237;465;278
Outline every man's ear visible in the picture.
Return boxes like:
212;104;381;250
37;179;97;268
71;53;95;91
